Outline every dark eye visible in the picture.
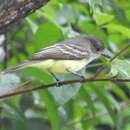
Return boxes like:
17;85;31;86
88;36;104;52
93;42;103;52
96;45;104;51
96;41;104;51
96;46;101;51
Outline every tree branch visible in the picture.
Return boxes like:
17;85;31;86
0;0;49;32
1;77;130;99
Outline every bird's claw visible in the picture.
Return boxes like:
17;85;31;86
55;80;61;87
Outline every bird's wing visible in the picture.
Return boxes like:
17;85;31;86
29;42;89;61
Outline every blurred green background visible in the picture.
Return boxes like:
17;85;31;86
0;0;130;130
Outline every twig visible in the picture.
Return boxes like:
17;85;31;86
90;65;106;79
109;44;130;62
1;77;130;99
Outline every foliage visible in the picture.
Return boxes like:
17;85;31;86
0;0;130;130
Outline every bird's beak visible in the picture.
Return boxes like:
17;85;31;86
101;49;113;58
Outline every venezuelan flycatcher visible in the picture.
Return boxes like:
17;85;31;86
3;35;111;74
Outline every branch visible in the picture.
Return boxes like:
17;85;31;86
109;44;130;62
1;77;130;99
0;0;49;31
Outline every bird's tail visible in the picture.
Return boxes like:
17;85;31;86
1;61;29;74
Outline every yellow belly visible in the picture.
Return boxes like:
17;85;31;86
29;59;87;73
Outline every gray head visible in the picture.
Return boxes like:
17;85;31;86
85;36;104;52
81;35;112;58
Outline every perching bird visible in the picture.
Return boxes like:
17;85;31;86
2;35;111;77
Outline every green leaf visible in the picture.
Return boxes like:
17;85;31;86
105;24;130;38
26;18;38;34
27;118;51;130
80;86;96;116
36;10;61;30
48;73;81;105
78;20;107;44
111;3;129;26
1;102;26;130
33;22;64;50
110;83;128;102
49;84;80;105
0;74;20;96
93;86;116;124
40;90;60;130
19;67;53;84
111;59;130;77
95;12;114;25
125;10;130;22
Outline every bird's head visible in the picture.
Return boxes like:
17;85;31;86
85;36;112;58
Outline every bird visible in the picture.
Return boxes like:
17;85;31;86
2;35;111;80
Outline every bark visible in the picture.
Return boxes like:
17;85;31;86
0;0;49;31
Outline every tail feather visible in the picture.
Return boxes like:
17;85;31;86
2;61;29;74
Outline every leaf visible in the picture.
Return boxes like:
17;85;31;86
105;24;130;38
26;18;38;34
78;20;108;44
19;67;53;84
33;22;64;50
40;90;60;130
111;3;129;26
27;118;51;130
125;10;130;22
80;86;96;116
49;84;80;106
110;83;128;102
111;59;130;77
95;12;114;25
93;86;117;124
116;105;130;130
0;74;20;96
36;10;61;30
1;102;26;130
48;73;81;105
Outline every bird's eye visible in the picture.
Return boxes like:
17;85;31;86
96;41;104;52
93;43;103;52
96;46;101;51
88;36;104;52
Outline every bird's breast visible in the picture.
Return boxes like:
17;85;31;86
30;59;87;73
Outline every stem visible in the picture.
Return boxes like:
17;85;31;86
109;44;130;62
1;77;130;99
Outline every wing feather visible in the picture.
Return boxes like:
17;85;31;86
29;37;90;61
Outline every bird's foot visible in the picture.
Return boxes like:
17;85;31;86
79;75;85;83
49;72;61;87
55;79;61;87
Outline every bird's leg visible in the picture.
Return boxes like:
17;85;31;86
49;72;61;87
66;69;85;82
